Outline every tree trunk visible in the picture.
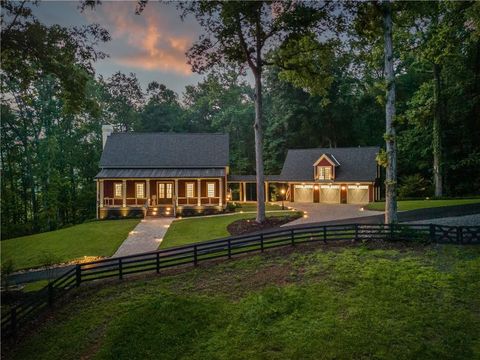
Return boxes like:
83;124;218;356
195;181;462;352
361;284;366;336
253;71;266;223
383;0;398;224
433;63;443;197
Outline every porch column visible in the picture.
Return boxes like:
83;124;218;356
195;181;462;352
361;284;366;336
243;182;247;202
174;179;179;207
197;179;201;206
146;179;150;206
265;181;269;202
238;182;243;202
219;178;223;206
122;179;127;207
99;180;104;208
96;180;99;219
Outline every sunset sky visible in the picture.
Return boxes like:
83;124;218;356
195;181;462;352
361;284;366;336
33;1;204;95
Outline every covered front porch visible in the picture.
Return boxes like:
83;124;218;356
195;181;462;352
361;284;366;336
96;177;226;219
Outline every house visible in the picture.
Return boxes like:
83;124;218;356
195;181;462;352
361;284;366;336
227;147;381;204
95;126;381;219
95;126;229;219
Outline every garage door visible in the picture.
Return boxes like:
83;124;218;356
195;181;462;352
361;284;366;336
347;185;369;204
320;185;340;203
294;185;313;202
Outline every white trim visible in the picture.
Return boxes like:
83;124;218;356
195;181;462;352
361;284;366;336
313;154;337;167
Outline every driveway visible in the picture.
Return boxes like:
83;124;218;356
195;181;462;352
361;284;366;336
281;202;382;226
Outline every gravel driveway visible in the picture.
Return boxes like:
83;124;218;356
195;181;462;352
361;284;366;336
407;214;480;226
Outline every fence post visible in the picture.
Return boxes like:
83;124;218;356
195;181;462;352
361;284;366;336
75;264;81;287
10;307;17;337
228;239;232;259
290;229;295;246
48;283;54;307
354;224;359;242
457;226;463;244
429;224;435;243
260;234;264;252
119;258;123;280
156;253;160;273
194;245;198;266
323;226;327;243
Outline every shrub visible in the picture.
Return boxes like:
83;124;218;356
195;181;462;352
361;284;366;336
398;174;431;199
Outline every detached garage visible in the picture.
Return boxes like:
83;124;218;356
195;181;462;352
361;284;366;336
273;147;381;204
347;185;369;204
320;185;340;203
294;184;313;202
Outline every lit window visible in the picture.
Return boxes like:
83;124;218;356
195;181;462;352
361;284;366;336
166;183;173;198
159;183;165;198
135;183;145;198
186;183;194;198
114;183;122;198
318;167;331;180
207;182;215;197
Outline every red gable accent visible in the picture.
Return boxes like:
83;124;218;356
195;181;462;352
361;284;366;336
317;158;333;166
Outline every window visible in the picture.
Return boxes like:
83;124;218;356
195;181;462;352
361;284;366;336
318;166;331;180
159;183;165;198
207;182;216;197
135;183;145;198
166;183;173;198
114;183;123;198
186;183;194;198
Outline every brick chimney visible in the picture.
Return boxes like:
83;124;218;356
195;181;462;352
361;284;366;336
102;125;114;149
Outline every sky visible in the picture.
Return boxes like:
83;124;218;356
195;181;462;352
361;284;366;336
32;1;204;95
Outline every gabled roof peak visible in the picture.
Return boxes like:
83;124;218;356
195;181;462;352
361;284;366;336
313;153;341;167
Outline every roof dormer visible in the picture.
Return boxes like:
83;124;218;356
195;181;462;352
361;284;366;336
313;153;340;180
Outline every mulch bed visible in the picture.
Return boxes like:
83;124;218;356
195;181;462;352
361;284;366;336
227;214;302;236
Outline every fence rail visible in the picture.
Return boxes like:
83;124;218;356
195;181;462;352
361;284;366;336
2;223;479;338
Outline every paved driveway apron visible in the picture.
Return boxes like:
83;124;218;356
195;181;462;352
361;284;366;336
282;202;382;226
112;217;174;257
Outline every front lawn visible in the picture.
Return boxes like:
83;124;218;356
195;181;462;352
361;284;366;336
233;202;284;212
6;244;480;359
1;219;139;271
161;211;299;248
366;198;480;211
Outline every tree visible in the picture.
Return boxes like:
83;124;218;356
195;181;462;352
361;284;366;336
167;1;335;223
382;0;398;223
353;1;399;223
138;82;185;132
101;72;144;131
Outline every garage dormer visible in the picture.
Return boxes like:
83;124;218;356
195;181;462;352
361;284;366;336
313;153;340;180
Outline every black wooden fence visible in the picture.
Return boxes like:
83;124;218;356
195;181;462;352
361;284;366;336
2;223;479;338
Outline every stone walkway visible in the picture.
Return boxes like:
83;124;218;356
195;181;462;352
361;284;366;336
112;217;175;257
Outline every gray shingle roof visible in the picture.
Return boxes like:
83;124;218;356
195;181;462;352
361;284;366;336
95;168;226;179
280;147;380;182
100;133;229;168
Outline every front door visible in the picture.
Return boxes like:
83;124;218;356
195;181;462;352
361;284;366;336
157;182;174;205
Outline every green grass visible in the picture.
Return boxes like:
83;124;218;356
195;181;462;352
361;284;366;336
366;198;480;211
233;202;284;212
22;280;49;293
6;244;480;359
161;211;300;248
1;220;139;271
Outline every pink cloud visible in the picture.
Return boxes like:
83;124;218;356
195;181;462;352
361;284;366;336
83;2;195;75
